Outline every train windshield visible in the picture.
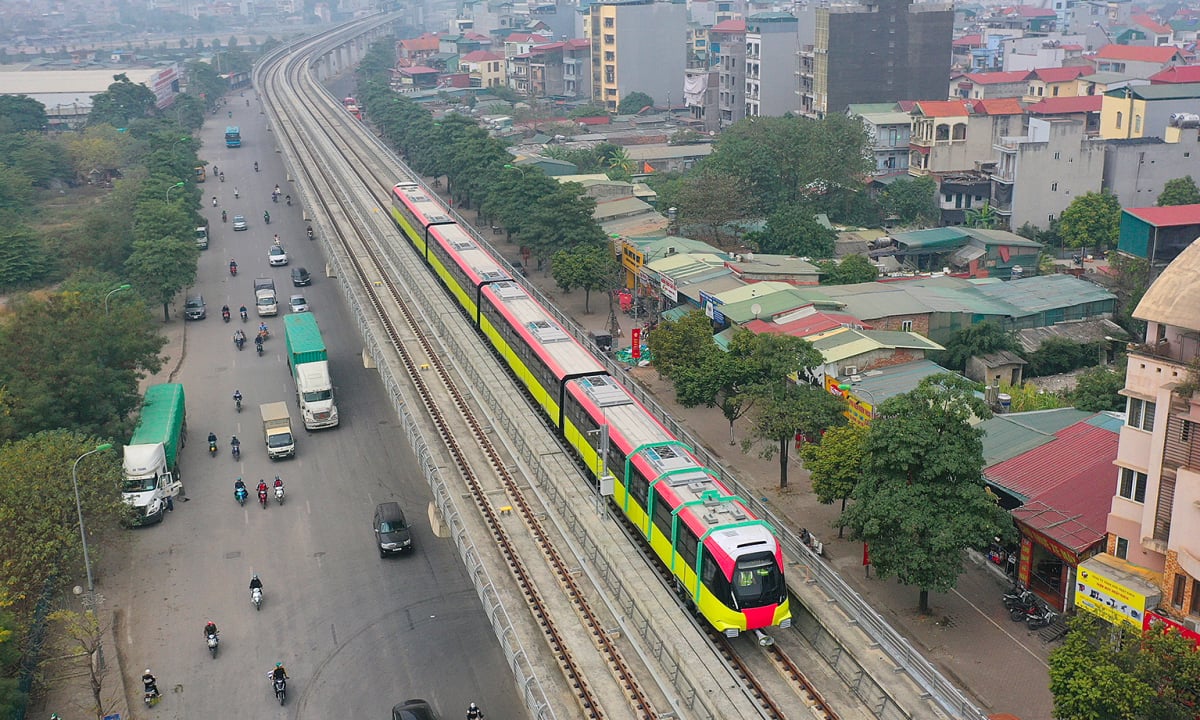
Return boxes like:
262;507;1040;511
731;552;784;607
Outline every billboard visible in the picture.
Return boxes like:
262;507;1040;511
1075;563;1148;630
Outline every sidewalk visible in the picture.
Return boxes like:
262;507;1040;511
456;205;1058;719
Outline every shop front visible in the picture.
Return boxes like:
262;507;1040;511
1012;500;1106;611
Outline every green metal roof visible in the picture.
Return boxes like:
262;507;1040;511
978;408;1095;466
1104;82;1200;101
963;228;1043;248
970;273;1116;316
891;227;972;249
718;287;816;323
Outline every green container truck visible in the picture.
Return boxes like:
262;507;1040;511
284;314;338;429
122;384;186;525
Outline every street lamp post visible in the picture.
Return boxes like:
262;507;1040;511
104;284;132;315
503;163;527;178
165;180;185;204
71;443;113;605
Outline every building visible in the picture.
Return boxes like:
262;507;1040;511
1104;240;1200;632
459;50;506;88
849;103;912;176
744;12;800;117
950;70;1031;100
1149;65;1200;85
683;67;720;132
711;18;747;127
1025;95;1103;134
510;39;592;98
589;0;687;112
1001;34;1088;71
992;115;1106;231
1100;82;1200;140
804;0;953;118
1103;126;1200;208
1091;43;1187;78
1024;65;1090;101
1117;204;1200;274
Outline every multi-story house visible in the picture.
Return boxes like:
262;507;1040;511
803;0;953;118
689;0;742;26
1100;82;1200;140
1024;65;1090;101
950;70;1031;100
1001;34;1087;71
711;18;747;127
1103;122;1200;209
589;0;687;112
991;116;1106;230
908;98;1023;224
529;0;582;44
517;39;592;98
504;32;550;91
1128;14;1174;46
1149;66;1200;85
1102;246;1200;631
684;67;721;131
688;23;711;66
744;12;799;117
1091;43;1186;78
459;50;506;88
848;102;911;176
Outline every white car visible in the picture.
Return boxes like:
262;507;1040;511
268;245;289;266
289;294;309;313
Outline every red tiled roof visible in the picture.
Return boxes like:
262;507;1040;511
1060;43;1084;51
912;99;970;117
505;32;550;43
953;33;983;47
400;33;442;52
400;66;439;75
1094;43;1184;62
745;312;870;338
1014;5;1058;17
566;38;591;49
1150;65;1200;83
964;70;1032;84
531;41;566;52
1032;65;1089;82
896;100;918;112
985;419;1118;516
463;31;491;41
969;97;1025;115
1124;204;1200;227
1131;14;1173;35
460;50;503;63
711;18;746;33
1026;95;1103;114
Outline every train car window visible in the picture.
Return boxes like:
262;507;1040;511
701;547;731;605
732;551;785;605
628;470;648;507
651;488;673;536
677;523;698;568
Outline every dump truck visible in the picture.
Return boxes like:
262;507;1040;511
284;313;339;429
254;277;277;317
122;384;186;525
260;402;295;459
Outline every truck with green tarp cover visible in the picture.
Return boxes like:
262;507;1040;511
284;314;338;429
122;383;186;525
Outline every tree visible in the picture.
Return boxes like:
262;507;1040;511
816;254;878;285
0;163;34;215
999;381;1067;412
1059;191;1121;250
743;380;846;489
1156;175;1200;206
747;203;837;258
935;320;1017;372
64;125;132;180
0;288;165;441
880;176;939;226
800;424;867;536
617;91;655;115
1072;364;1127;412
0;593;26;718
964;201;1000;229
1107;251;1150;337
0;225;51;289
87;74;159;128
839;374;1011;613
0;95;47;133
551;244;618;313
1026;338;1099;376
569;104;610;118
645;310;716;379
673;169;753;243
125;236;198;321
47;609;121;720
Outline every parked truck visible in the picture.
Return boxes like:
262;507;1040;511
122;384;186;525
284;314;339;429
260;402;295;459
255;277;277;317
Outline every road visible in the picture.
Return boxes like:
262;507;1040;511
109;93;524;720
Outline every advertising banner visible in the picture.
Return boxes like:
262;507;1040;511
660;274;678;302
1076;563;1148;630
1143;609;1200;647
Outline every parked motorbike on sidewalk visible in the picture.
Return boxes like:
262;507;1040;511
1026;605;1059;630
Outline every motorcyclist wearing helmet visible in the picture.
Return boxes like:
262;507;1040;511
142;669;159;697
467;702;484;719
250;574;263;592
257;479;269;496
204;621;218;638
271;662;289;682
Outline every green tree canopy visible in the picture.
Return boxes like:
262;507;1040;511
673;168;753;243
0;95;47;133
0;224;51;289
125;235;199;321
743;380;846;489
935;320;1018;372
747;203;837;258
618;91;655;115
880;176;939;226
816;254;878;285
645;310;716;379
1072;364;1127;412
1156;175;1200;206
800;423;867;536
551;243;618;313
839;373;1011;613
87;73;159;128
1059;191;1120;249
1026;338;1100;377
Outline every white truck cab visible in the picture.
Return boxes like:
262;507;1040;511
121;444;182;525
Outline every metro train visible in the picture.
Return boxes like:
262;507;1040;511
389;181;791;637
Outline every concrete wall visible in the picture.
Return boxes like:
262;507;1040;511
747;18;800;117
613;0;687;108
1103;129;1200;208
1010;119;1106;229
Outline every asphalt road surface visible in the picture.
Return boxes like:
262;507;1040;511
114;96;525;720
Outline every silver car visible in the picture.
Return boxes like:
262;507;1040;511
232;214;248;231
289;294;309;313
268;245;288;266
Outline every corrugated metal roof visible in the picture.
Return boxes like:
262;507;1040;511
623;144;715;161
719;287;818;323
964;228;1044;248
714;280;793;304
809;328;881;362
978;408;1094;465
816;283;935;319
984;420;1119;503
861;330;944;351
1124;204;1200;227
745;309;868;338
677;273;743;298
970;273;1115;316
840;359;954;402
1012;497;1107;555
891;227;971;249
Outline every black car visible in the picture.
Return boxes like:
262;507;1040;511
392;699;438;720
373;502;413;556
291;267;311;286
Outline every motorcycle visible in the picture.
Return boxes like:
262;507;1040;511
1002;584;1035;611
272;193;278;204
258;328;270;341
274;482;285;505
222;308;231;323
258;487;269;508
232;442;241;460
235;485;248;506
273;676;287;705
235;335;245;351
235;395;243;412
219;173;225;183
251;586;263;611
206;632;219;658
1010;602;1043;623
254;161;259;172
286;196;292;206
256;342;264;357
264;212;271;225
307;227;314;240
1026;605;1059;630
144;690;160;707
209;439;218;457
240;308;248;322
230;263;238;277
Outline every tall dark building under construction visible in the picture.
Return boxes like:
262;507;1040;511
801;0;953;117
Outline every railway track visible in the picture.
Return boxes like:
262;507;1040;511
260;31;656;720
257;19;862;720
